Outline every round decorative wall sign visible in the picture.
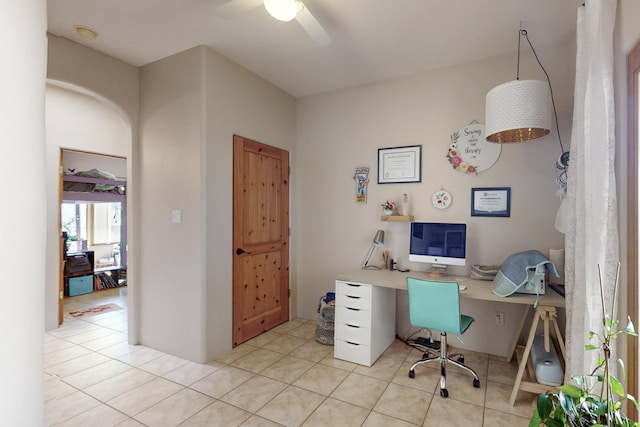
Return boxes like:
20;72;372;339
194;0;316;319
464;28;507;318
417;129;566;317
432;189;452;209
446;123;502;174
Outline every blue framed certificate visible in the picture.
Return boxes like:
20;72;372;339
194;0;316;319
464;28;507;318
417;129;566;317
471;187;511;217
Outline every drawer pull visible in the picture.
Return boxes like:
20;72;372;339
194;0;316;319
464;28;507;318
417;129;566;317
346;307;361;311
346;324;360;329
346;283;361;287
346;295;361;299
345;341;360;346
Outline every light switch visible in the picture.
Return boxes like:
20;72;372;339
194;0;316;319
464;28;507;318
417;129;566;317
171;210;182;224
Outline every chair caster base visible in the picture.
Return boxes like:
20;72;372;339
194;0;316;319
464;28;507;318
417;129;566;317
473;379;480;388
440;388;449;398
408;370;415;378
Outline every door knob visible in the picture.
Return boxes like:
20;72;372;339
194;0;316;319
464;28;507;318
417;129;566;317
236;248;249;255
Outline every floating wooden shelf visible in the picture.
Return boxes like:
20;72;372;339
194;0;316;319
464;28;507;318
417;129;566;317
381;215;414;222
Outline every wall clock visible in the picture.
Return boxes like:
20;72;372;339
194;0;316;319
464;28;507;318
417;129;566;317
432;189;452;209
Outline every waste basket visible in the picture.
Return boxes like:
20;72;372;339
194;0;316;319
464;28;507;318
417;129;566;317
315;293;335;345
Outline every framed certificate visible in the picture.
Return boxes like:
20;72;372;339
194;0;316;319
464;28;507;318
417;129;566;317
378;145;422;184
471;187;511;217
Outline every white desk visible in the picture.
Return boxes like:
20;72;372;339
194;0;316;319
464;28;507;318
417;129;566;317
334;269;565;404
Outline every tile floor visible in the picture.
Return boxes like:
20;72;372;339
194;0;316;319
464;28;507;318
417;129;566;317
44;289;537;426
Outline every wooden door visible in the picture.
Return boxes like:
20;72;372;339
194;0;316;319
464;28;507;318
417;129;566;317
233;135;289;346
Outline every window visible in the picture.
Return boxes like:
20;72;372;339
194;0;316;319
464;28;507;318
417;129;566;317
92;203;121;244
61;202;121;251
61;203;87;251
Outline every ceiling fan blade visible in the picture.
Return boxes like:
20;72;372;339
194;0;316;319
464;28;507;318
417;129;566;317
295;3;331;46
216;0;263;19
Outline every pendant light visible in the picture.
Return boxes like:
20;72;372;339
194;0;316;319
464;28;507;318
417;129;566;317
264;0;302;22
485;28;552;143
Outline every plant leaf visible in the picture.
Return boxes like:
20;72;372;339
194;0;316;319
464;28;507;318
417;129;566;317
545;419;565;427
625;317;638;335
594;399;608;416
609;373;625;397
528;411;541;427
585;344;599;351
558;391;573;413
627;394;639;410
536;393;553;420
572;375;586;387
559;384;583;399
619;358;627;379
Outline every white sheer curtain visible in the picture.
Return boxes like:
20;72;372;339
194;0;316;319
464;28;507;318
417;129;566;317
564;0;619;380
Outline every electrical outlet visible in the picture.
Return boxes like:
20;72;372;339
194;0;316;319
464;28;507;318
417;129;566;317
495;311;504;326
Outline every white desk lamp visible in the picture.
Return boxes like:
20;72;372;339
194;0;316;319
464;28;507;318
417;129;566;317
361;230;385;269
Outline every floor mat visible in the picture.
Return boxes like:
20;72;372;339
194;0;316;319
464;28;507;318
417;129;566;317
68;303;122;318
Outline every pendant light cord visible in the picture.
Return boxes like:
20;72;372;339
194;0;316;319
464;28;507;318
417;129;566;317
520;29;566;156
516;28;522;80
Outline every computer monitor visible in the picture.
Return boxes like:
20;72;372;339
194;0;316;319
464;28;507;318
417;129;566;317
409;222;466;275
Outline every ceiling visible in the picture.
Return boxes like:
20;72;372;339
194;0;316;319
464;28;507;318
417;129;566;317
47;0;580;98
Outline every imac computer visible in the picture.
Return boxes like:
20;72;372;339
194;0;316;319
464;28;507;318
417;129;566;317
409;222;466;277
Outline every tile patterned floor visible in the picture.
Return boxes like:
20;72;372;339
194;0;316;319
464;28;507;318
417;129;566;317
44;289;537;426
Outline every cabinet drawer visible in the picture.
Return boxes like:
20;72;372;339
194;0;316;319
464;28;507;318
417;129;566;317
334;339;372;366
68;275;93;296
335;293;370;310
335;322;370;345
336;281;371;298
335;305;371;328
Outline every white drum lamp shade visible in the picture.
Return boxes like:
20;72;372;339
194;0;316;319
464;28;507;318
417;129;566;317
485;79;552;143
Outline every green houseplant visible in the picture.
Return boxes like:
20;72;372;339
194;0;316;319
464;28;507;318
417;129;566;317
530;264;639;427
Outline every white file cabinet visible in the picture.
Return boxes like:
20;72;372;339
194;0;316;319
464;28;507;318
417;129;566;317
333;280;396;366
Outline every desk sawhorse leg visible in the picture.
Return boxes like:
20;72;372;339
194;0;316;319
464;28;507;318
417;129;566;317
508;305;566;406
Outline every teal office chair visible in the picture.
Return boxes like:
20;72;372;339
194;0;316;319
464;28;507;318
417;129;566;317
406;277;480;398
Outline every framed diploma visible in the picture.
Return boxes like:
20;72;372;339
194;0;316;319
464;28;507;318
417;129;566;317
471;187;511;217
378;145;422;184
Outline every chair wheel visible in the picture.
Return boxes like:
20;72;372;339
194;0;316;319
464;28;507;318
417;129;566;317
440;388;449;398
457;356;464;363
473;379;480;388
408;370;415;378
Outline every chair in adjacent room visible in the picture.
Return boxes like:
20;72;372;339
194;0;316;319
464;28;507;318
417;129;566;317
406;277;480;398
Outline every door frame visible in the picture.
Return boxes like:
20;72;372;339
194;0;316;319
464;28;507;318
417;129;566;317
626;38;640;407
58;148;128;324
232;135;290;346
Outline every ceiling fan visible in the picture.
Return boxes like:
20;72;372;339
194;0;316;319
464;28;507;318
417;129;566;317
216;0;332;46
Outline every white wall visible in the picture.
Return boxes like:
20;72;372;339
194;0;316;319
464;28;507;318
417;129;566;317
0;1;47;423
138;47;206;361
294;40;574;356
138;46;296;362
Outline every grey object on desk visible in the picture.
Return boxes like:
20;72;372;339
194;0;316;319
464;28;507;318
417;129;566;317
491;250;558;301
470;264;500;281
